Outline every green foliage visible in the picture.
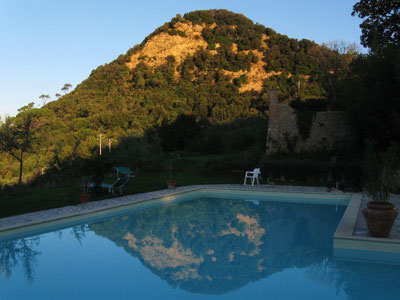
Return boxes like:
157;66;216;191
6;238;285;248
115;129;163;172
0;9;361;187
264;29;319;74
157;114;202;152
290;98;328;111
263;29;356;106
200;117;267;155
342;5;400;152
346;48;400;150
363;142;399;202
184;9;263;51
233;74;248;87
264;156;362;187
0;107;46;184
167;29;187;37
352;0;400;51
295;111;316;140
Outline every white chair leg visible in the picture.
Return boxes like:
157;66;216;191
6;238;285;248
256;176;259;185
251;177;255;186
244;176;247;185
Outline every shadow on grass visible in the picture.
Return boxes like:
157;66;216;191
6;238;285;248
0;169;245;218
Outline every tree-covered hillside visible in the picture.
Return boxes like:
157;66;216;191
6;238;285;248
46;9;354;132
0;9;358;186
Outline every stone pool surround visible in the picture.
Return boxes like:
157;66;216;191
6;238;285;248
0;184;399;258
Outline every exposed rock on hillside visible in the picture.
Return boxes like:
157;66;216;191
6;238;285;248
126;21;208;70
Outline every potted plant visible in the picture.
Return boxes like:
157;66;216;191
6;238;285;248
165;161;176;189
362;143;398;237
79;181;90;204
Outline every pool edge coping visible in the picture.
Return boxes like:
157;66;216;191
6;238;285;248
0;184;347;233
334;193;400;255
0;185;205;233
1;184;399;250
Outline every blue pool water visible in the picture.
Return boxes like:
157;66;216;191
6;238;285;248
0;192;399;300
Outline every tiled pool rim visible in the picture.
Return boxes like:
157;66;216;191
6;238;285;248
0;184;399;259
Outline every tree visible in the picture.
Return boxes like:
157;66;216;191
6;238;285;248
348;1;400;150
346;51;400;150
352;0;400;51
0;237;40;282
61;83;72;94
322;41;359;107
55;93;61;99
0;103;42;184
39;94;50;106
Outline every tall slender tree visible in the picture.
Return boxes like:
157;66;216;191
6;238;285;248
0;103;42;184
61;83;72;94
39;94;50;106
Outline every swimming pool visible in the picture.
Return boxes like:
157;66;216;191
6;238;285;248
0;190;399;299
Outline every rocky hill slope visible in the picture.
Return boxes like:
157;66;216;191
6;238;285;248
45;9;342;137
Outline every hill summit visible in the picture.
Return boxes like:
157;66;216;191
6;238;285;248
46;9;344;137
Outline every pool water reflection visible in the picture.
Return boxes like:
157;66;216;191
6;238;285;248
0;195;399;299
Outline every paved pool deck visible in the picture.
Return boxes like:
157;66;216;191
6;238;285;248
0;184;399;256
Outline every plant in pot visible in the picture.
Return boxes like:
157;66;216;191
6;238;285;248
164;161;176;189
362;142;399;237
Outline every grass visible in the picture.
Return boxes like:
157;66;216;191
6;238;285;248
0;169;242;218
0;184;81;218
0;167;329;219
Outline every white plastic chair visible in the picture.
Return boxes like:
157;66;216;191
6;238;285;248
244;168;261;186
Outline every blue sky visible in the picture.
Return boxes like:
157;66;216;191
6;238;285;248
0;0;364;117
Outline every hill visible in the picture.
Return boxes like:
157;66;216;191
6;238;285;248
46;10;353;133
0;9;355;186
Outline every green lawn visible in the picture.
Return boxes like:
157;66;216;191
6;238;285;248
0;170;241;218
0;168;328;219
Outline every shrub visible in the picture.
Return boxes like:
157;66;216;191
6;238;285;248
263;157;362;187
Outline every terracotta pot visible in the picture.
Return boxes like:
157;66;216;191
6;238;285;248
362;202;398;237
166;179;176;189
79;193;90;204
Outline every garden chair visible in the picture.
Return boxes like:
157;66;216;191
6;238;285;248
244;168;261;186
94;166;135;195
101;176;132;195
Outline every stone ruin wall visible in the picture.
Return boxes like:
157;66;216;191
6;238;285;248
266;89;355;154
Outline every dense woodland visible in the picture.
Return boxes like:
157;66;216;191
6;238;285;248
0;3;399;190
